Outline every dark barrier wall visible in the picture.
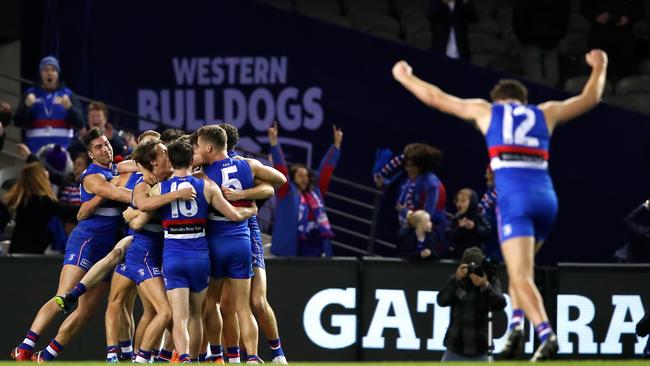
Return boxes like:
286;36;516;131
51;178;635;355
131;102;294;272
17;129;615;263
1;256;648;361
31;0;650;264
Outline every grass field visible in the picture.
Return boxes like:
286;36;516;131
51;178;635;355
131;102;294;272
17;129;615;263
0;362;647;366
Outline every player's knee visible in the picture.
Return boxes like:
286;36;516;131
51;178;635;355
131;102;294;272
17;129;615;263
158;309;173;326
251;295;268;314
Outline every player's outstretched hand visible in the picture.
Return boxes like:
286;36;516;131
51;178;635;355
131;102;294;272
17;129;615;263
585;49;608;69
392;60;413;82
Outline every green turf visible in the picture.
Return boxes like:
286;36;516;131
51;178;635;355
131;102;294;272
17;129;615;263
0;362;646;366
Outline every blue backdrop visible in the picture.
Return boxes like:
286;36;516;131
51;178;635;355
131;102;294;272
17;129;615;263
35;0;650;263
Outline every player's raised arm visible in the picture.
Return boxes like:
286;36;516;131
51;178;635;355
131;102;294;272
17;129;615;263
539;49;608;133
392;60;492;132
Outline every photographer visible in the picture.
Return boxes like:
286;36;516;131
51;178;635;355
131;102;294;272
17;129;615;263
437;247;506;362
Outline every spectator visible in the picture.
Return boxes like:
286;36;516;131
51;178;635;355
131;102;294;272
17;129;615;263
58;153;90;235
581;0;644;79
374;143;448;245
637;309;650;358
13;56;84;153
447;188;491;260
0;101;12;152
616;199;650;263
2;162;74;254
67;101;128;161
437;246;506;361
478;166;500;260
428;0;479;60
268;122;342;257
397;210;438;260
15;143;71;189
512;0;570;86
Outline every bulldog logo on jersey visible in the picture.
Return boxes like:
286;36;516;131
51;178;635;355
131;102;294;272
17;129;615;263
138;269;145;277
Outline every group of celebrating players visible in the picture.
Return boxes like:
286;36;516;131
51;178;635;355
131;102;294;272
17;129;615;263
7;44;609;363
10;124;289;364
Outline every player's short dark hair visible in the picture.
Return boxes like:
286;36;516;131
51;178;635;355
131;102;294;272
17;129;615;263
218;123;239;151
166;140;194;169
132;139;159;172
490;79;528;104
160;128;186;145
83;127;105;151
403;143;442;173
196;125;227;151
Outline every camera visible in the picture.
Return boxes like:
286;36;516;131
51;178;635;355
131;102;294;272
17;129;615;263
468;261;485;277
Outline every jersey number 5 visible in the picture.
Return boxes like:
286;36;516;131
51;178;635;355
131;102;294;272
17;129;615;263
221;165;243;191
502;105;540;147
170;181;198;218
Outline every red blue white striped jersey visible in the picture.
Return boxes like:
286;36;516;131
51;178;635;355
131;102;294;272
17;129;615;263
485;103;550;171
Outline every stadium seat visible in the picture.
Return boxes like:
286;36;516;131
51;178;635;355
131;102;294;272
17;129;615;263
488;54;524;75
342;0;391;16
406;31;432;50
0;166;21;192
468;34;507;54
559;32;589;57
400;11;430;38
638;58;650;76
351;12;400;35
603;95;631;109
627;93;650;114
255;0;293;11
394;0;429;17
615;75;650;96
368;29;403;42
303;11;353;27
564;75;614;96
294;0;341;14
469;18;500;36
471;53;498;68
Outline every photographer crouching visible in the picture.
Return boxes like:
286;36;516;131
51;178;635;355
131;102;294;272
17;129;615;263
437;247;506;362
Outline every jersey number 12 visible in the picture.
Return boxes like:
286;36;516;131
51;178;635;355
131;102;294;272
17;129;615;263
502;104;540;147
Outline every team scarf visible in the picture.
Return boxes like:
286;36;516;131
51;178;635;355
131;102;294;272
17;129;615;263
297;190;334;240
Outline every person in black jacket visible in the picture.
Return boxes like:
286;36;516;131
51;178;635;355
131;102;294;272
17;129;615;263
447;188;491;260
438;247;506;361
617;199;650;263
581;0;644;79
398;210;438;260
2;162;75;254
512;0;570;86
0;101;11;152
428;0;479;60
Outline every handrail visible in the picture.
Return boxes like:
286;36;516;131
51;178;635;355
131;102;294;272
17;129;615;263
325;207;372;225
325;191;375;210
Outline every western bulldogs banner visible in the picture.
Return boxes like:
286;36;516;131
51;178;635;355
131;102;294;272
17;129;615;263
39;0;650;263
